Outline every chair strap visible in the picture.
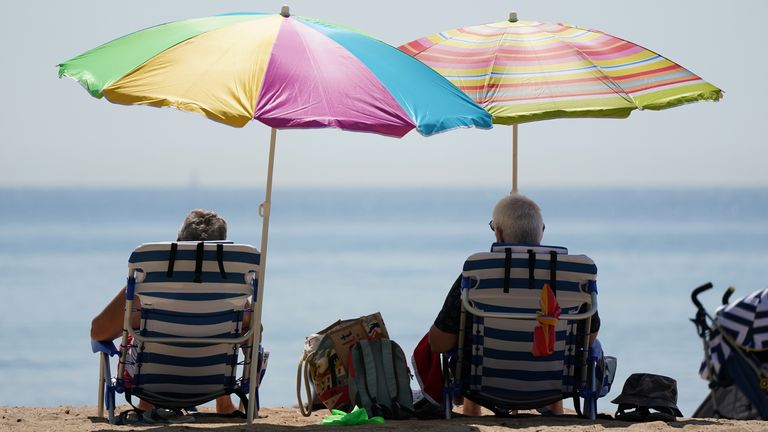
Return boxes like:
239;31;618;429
527;249;536;289
125;389;142;413
166;242;178;277
193;242;204;283
573;394;583;417
503;249;511;293
216;243;227;279
549;251;557;295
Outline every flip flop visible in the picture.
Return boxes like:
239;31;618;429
536;407;562;417
115;409;143;425
224;409;247;418
191;409;265;420
142;408;196;424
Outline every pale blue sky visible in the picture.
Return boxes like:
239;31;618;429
0;0;764;189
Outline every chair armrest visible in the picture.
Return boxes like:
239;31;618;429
461;290;598;320
91;340;119;356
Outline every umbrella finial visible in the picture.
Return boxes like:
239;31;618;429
280;5;290;17
509;12;518;23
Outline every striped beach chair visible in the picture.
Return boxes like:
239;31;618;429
451;243;602;418
92;241;264;424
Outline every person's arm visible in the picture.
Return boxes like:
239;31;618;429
429;275;463;353
428;324;458;353
90;287;141;341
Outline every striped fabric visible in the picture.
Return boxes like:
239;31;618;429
125;242;260;406
701;288;768;379
400;19;722;124
460;243;597;407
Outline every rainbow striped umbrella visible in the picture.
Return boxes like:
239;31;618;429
400;13;723;191
58;7;491;423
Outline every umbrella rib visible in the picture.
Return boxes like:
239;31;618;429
549;26;634;105
293;21;334;123
481;25;507;107
403;27;501;109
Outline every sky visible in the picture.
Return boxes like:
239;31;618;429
0;0;765;189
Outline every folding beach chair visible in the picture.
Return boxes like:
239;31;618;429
447;243;608;419
91;241;265;424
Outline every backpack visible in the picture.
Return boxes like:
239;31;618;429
592;339;617;398
347;339;414;419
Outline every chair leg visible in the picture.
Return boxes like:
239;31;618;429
106;385;116;425
444;393;452;420
246;345;264;424
97;354;105;418
441;354;452;419
584;350;598;420
583;394;597;420
101;352;116;424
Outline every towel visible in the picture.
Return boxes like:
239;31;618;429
411;334;442;405
532;283;561;357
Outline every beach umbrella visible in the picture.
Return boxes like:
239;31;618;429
58;6;491;423
400;12;723;192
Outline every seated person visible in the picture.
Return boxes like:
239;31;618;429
91;209;248;415
428;193;600;416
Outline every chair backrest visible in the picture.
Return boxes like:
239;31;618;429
122;241;260;408
458;243;597;411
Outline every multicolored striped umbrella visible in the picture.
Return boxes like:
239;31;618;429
57;8;491;424
400;12;723;191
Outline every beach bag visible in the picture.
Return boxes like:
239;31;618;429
592;339;617;398
297;313;388;416
348;338;414;419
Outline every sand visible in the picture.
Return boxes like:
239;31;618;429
1;405;766;432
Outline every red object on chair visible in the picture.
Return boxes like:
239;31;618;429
532;283;561;357
412;334;443;405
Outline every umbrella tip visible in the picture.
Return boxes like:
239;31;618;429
508;11;518;22
280;5;290;17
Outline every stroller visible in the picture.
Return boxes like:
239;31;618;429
690;282;768;419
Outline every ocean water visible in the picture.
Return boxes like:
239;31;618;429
0;187;766;416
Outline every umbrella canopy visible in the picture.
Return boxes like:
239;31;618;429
400;12;723;190
58;8;492;424
59;11;491;137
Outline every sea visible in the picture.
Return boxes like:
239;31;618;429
0;187;766;416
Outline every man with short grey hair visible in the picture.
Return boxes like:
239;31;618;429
490;193;545;246
429;193;546;355
426;193;599;416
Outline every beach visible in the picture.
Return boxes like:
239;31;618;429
2;0;766;429
2;405;766;431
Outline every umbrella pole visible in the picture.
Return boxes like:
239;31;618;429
247;127;277;424
512;124;518;193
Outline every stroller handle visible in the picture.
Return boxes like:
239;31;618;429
691;282;713;310
721;286;736;305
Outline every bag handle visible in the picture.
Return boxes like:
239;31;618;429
296;351;314;417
